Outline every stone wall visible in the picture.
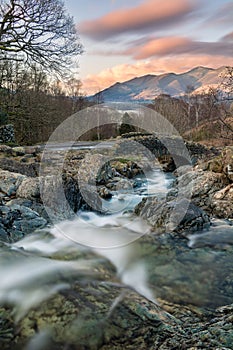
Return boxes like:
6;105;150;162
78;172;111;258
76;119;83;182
0;124;15;143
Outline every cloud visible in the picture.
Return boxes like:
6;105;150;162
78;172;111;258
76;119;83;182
79;0;197;40
204;2;233;27
82;55;233;94
221;31;233;42
126;37;190;58
91;36;233;60
125;36;233;59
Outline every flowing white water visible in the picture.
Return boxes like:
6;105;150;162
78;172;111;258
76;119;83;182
0;167;172;322
51;211;155;302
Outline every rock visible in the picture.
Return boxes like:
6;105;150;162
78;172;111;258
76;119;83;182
0;204;47;243
0;222;8;241
79;184;102;212
177;169;228;213
17;177;40;201
211;184;233;219
0;281;184;350
40;174;102;222
187;220;233;248
1;276;233;349
176;167;233;219
7;198;50;221
98;187;112;200
204;155;223;173
201;146;233;182
11;146;25;157
222;146;233;182
0;158;39;177
77;153;108;185
135;197;210;234
158;156;176;172
0;170;26;197
0;144;12;154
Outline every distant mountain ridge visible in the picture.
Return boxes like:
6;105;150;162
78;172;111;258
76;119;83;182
91;66;227;102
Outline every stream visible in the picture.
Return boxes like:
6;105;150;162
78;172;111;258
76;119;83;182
0;144;233;348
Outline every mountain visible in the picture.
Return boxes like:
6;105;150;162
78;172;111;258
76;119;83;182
91;66;226;103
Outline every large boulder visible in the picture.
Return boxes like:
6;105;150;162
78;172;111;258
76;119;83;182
177;169;229;214
135;197;210;234
39;174;102;222
175;167;233;218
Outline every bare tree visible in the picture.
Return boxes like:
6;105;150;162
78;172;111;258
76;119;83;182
0;0;83;74
219;66;233;101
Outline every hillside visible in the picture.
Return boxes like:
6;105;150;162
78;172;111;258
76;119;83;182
91;66;226;102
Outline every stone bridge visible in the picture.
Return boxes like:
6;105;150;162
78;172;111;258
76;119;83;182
118;133;219;167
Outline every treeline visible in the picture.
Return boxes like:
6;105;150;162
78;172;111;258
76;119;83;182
148;86;233;145
0;60;90;144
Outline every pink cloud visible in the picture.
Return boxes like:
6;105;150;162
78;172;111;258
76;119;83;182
125;36;233;59
127;37;190;59
86;35;233;60
82;55;233;95
79;0;196;40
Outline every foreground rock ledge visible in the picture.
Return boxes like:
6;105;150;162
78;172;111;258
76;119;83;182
1;281;233;349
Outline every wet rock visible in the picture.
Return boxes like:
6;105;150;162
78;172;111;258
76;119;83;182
98;187;112;200
1;276;233;349
79;184;102;212
1;281;183;350
135;197;210;234
187;220;233;248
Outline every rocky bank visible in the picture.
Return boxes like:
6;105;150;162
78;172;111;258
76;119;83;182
0;139;232;349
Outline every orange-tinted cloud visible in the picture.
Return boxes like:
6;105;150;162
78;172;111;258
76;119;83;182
87;35;233;59
126;37;190;58
79;0;196;40
82;55;233;95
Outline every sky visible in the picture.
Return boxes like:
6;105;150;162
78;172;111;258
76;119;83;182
64;0;233;95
